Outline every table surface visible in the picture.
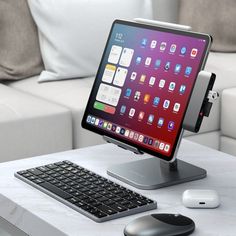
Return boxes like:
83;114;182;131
0;139;236;236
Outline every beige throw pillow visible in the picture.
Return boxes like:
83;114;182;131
179;0;236;52
0;0;43;81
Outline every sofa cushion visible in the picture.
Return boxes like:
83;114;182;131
179;0;236;52
184;131;220;151
0;0;43;81
27;0;153;82
220;136;236;157
221;87;236;140
0;84;72;162
7;76;104;149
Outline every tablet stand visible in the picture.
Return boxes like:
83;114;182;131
105;19;219;190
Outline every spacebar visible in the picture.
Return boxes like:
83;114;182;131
38;182;72;199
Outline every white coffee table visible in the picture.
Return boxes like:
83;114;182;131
0;139;235;236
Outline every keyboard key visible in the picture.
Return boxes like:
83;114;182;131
131;199;146;206
28;168;43;176
38;182;72;199
68;197;79;204
37;166;49;172
97;205;117;215
54;162;64;166
45;164;57;169
75;201;85;208
110;204;127;212
94;211;107;218
126;204;137;209
120;200;130;206
33;179;44;184
22;173;32;178
103;200;115;206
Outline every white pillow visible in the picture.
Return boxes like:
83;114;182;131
27;0;153;82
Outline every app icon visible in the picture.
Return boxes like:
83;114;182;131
112;124;116;132
129;108;136;117
91;117;96;124
102;64;116;83
160;42;167;51
159;79;165;88
98;120;103;127
134;91;141;101
134;133;139;140
157;118;164;127
159;142;165;150
185;66;192;76
130;72;137;81
191;48;198;57
107;123;112;130
180;46;187;55
138;135;144;142
148;139;153;145
86;115;92;123
150;40;157;49
173;103;181;112
120;105;126;114
144;94;151;103
170;44;177;53
174;64;181;73
108;45;122;64
148;114;154;124
145;57;152;66
153;97;160;106
124;129;129;137
129;131;135;139
164;61;171;71
120;128;125;135
119;48;134;67
136;56;142;65
169;82;176;91
95;118;99;126
140;74;146;83
179;85;186;94
138;111;145;120
103;122;108;129
113;67;128;87
115;126;121;133
141;38;148;47
125;88;132;97
163;99;170;109
154;59;161;69
154;140;160;148
168;121;175;130
143;136;148;144
149;76;156;86
164;144;170;152
98;120;104;128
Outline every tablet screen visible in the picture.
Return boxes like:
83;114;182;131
82;20;211;161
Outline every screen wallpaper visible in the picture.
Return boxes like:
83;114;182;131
84;21;209;159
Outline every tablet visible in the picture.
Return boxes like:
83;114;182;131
82;19;212;162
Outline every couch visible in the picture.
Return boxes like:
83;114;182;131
1;0;236;162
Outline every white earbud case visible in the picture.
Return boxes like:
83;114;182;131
182;189;220;208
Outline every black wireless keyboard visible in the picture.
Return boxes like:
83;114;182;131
15;160;157;222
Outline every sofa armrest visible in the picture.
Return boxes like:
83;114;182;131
221;87;236;139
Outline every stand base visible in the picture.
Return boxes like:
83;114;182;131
107;158;206;190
